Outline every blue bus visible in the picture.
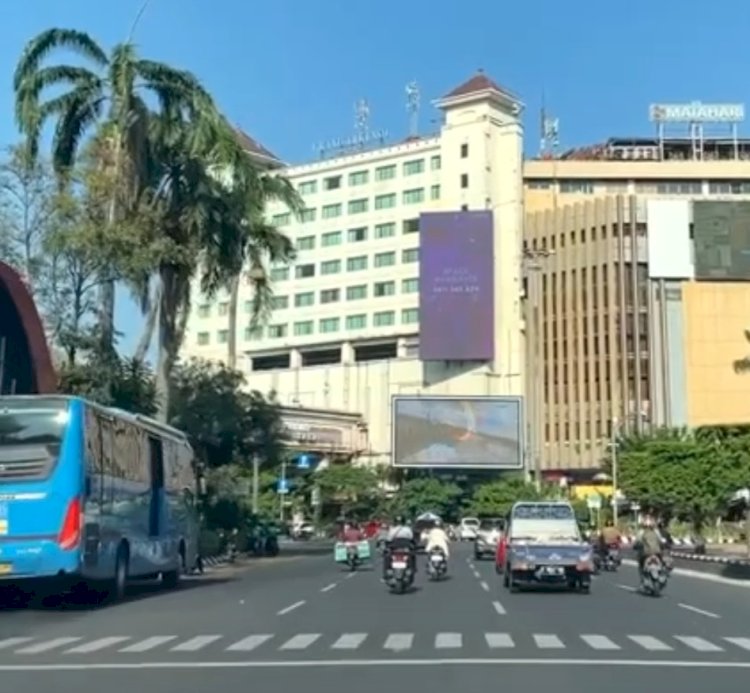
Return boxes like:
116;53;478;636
0;395;199;601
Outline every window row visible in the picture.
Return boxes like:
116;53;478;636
270;248;419;282
294;218;420;251
195;308;419;345
294;157;442;197
271;187;440;227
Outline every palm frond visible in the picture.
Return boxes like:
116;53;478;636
51;89;105;174
733;356;750;374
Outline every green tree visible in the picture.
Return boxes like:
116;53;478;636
314;465;382;518
467;476;542;517
389;477;463;520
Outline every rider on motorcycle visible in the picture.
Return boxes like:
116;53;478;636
341;521;364;543
634;515;664;579
383;515;416;579
424;519;451;559
597;519;621;559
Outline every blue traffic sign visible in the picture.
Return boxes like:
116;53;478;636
297;454;312;470
277;478;290;494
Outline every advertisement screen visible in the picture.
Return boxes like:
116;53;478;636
392;396;523;469
419;211;495;361
693;201;750;280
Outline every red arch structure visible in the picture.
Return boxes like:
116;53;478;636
0;261;56;394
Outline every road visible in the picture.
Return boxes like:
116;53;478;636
2;543;750;692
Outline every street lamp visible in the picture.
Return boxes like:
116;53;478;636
609;417;620;525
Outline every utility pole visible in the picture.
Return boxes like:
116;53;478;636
251;454;260;515
523;248;553;491
610;417;619;525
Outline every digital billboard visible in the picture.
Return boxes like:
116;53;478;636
418;211;495;361
391;396;523;469
693;201;750;280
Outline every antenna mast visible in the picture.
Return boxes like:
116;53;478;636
406;81;420;137
354;98;370;146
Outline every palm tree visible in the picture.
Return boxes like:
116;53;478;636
13;28;218;354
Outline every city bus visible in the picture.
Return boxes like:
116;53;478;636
0;395;199;602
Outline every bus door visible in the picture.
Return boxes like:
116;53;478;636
148;436;164;537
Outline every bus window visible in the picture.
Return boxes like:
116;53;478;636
148;436;164;536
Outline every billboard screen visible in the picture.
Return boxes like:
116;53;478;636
693;201;750;280
419;211;495;361
646;200;693;279
392;396;523;469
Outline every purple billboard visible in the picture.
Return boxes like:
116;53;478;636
419;211;495;361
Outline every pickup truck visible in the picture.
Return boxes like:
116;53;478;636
502;501;593;593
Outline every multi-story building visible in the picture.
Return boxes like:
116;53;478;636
183;73;526;465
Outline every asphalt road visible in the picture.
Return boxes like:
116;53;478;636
3;543;750;692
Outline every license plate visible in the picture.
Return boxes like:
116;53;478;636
392;560;407;570
0;564;12;576
542;566;563;576
431;554;443;563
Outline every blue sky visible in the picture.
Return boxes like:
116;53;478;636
2;0;749;358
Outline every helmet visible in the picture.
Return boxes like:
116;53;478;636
395;515;406;525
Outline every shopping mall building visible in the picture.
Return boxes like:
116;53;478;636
181;77;750;475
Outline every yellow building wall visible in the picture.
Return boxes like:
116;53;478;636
683;282;750;426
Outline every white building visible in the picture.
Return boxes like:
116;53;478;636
182;73;526;464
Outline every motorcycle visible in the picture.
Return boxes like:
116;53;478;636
386;548;415;593
346;544;360;572
602;545;621;572
426;547;447;581
640;555;669;596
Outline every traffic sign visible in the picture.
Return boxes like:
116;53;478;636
586;493;602;510
297;454;312;470
277;478;290;495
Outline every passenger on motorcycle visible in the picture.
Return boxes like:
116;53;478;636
383;515;416;579
634;516;664;578
424;520;451;559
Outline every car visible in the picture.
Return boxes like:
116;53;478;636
458;517;480;541
474;518;504;560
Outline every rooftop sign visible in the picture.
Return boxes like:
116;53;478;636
649;102;745;123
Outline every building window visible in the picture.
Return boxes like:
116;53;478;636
402;278;419;293
295;263;315;279
460;143;469;158
374;251;396;268
297;235;315;250
323;175;341;191
271;295;289;310
527;180;552;190
402;308;419;324
244;326;262;340
270;266;289;281
294;320;313;336
403;218;419;234
374;310;395;327
559;180;595;194
430;184;440;200
300;208;316;223
294;291;314;307
197;331;210;346
348;227;368;242
217;302;229;316
268;324;287;339
403;188;424;205
197;304;210;318
347;284;367;300
708;181;750;194
655;180;703;195
272;212;290;226
430;155;441;170
320;317;340;333
298;180;317;195
402;248;419;263
348;198;368;214
322;230;342;246
322;203;342;219
346;314;367;330
347;255;368;271
375;193;396;210
321;259;341;275
348;170;369;186
374;280;395;297
320;288;340;304
460;173;469;189
217;329;229;344
375;164;396;181
243;300;253;314
375;222;395;239
403;159;424;176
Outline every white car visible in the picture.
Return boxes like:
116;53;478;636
459;517;480;541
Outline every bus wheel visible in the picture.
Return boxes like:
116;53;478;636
162;544;185;589
109;546;129;602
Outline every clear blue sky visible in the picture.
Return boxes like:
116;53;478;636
2;0;749;358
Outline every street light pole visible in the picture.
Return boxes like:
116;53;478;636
611;417;619;525
251;454;260;515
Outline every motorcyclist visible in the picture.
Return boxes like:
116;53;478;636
341;521;364;544
598;519;621;558
634;515;664;579
383;515;416;579
424;519;451;559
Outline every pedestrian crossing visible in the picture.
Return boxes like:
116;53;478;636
1;632;750;657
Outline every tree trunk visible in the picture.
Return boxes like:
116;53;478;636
134;282;161;363
155;265;179;422
227;275;240;370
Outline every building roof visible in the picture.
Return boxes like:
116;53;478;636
233;127;282;164
442;70;510;100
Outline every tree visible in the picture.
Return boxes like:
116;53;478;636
467;476;542;517
389;477;463;520
314;465;382;518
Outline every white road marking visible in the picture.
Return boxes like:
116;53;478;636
120;636;178;653
492;600;506;615
321;583;337;593
0;638;32;651
724;637;750;651
435;633;462;649
226;635;273;652
678;603;720;619
617;584;637;592
480;580;490;592
66;637;131;654
16;637;82;654
277;600;306;615
485;633;514;648
533;634;565;649
675;636;723;652
472;571;481;579
280;634;321;650
628;635;672;651
384;633;414;651
331;634;367;650
345;572;357;580
581;635;621;651
171;636;222;652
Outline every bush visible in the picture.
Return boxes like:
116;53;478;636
198;529;222;557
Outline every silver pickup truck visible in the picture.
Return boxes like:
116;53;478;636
502;501;593;594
